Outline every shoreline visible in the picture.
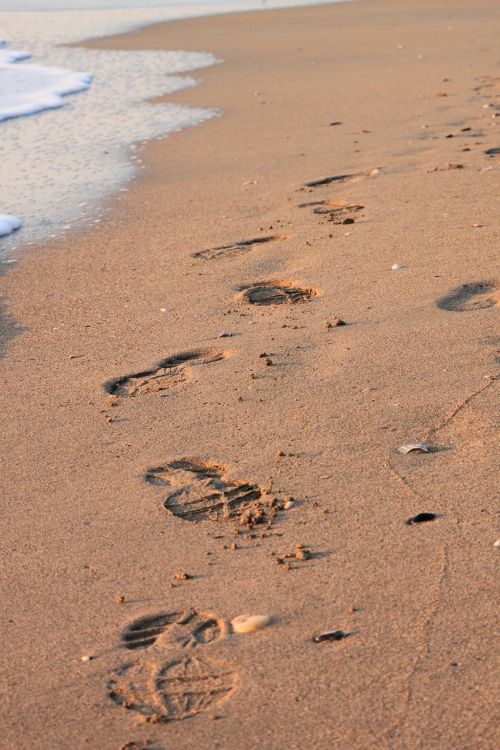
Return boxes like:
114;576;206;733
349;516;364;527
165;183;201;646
1;1;498;748
0;0;346;254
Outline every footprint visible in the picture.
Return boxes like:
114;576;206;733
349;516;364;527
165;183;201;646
236;279;316;306
104;349;225;398
144;459;270;523
298;199;364;223
109;608;235;723
437;281;498;312
192;235;284;260
121;610;227;651
312;202;364;217
108;655;235;723
472;75;500;93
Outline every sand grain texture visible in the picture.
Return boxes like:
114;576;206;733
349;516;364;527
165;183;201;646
0;1;498;748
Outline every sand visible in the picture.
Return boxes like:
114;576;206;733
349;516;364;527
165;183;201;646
0;0;498;748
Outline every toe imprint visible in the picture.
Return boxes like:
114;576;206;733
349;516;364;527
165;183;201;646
122;612;184;650
121;609;226;651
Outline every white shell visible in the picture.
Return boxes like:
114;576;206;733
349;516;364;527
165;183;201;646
391;263;402;270
398;443;429;454
231;614;271;634
493;540;500;548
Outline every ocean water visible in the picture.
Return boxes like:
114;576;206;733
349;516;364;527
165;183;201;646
0;0;345;254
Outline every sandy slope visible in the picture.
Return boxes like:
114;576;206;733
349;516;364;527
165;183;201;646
0;1;498;748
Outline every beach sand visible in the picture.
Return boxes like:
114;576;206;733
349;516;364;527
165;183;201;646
0;0;498;747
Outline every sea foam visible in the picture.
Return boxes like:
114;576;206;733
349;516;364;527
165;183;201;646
0;21;218;253
0;214;22;237
0;50;92;122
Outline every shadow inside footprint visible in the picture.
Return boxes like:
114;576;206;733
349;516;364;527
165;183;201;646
237;280;316;306
122;610;226;651
303;173;357;188
192;235;284;260
122;612;185;650
437;281;498;312
104;349;225;398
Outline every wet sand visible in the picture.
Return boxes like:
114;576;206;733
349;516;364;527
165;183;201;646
0;1;498;748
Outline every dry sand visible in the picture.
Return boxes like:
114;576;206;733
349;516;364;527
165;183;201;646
0;0;499;748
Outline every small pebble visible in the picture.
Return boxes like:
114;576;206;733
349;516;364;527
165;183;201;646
313;630;353;643
284;499;294;510
172;570;190;581
325;317;346;329
493;540;500;548
391;263;402;271
81;655;93;662
231;614;272;634
295;545;311;561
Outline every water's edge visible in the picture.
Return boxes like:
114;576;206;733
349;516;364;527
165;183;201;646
0;1;349;258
